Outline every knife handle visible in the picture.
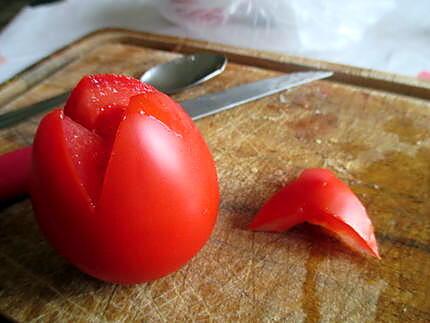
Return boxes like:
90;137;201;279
0;146;32;201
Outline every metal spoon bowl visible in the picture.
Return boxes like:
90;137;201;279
0;52;227;129
141;52;227;94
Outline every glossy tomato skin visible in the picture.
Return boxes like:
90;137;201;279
94;93;219;283
31;76;219;284
31;110;106;275
249;168;379;258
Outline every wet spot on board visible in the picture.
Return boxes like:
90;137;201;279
384;117;428;145
353;147;430;198
289;114;338;141
338;142;370;159
265;103;283;112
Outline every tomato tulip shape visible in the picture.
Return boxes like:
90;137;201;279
31;74;219;284
249;168;379;258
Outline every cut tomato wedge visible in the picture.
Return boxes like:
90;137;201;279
249;168;380;258
63;112;109;203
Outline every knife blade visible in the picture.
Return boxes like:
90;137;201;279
182;71;332;120
0;71;332;129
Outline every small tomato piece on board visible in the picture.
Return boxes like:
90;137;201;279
31;74;219;284
249;168;380;258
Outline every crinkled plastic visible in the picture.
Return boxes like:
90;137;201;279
155;0;396;53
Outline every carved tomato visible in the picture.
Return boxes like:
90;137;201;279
31;74;219;283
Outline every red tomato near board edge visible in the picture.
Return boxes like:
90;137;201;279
249;168;380;258
31;74;220;284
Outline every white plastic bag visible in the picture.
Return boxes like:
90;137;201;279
155;0;396;52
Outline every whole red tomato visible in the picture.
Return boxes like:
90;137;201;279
31;74;219;284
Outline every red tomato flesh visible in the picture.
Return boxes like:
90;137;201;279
64;74;151;130
249;168;380;258
63;113;108;203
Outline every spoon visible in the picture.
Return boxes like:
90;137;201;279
141;52;227;94
0;52;227;129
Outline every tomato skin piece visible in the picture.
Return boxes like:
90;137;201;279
249;168;380;258
31;78;220;284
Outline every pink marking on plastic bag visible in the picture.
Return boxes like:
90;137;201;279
418;71;430;80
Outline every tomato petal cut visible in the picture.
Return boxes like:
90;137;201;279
95;95;219;283
63;115;109;203
94;104;126;148
31;110;104;274
249;168;380;258
127;91;189;135
64;74;154;129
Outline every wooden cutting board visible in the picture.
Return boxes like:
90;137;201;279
0;29;429;322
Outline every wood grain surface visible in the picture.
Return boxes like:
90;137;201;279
0;29;429;322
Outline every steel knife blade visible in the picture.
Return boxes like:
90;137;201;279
0;71;332;129
182;71;332;120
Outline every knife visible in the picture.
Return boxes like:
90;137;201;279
0;71;332;201
0;71;332;129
